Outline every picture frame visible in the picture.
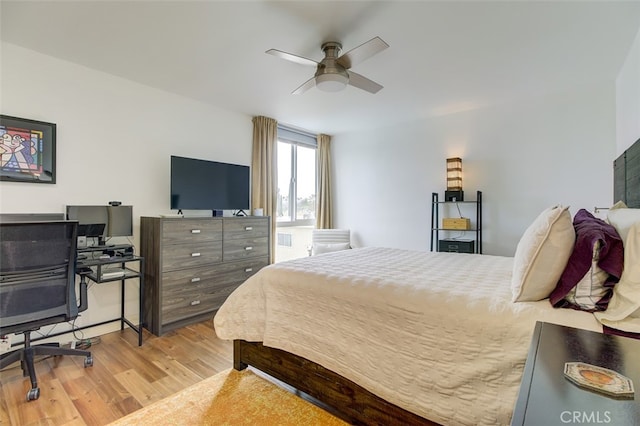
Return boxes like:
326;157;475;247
0;115;57;184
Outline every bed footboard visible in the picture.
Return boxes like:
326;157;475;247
233;340;438;426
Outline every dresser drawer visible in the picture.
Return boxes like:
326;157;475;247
162;257;269;293
161;283;237;325
223;217;269;240
214;256;270;286
162;264;226;291
224;237;269;261
162;219;222;244
161;241;222;271
438;239;475;254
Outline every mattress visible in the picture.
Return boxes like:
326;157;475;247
214;247;601;425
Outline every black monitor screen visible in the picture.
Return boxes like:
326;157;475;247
66;205;133;238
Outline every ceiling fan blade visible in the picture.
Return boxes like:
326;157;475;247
347;71;383;94
266;49;318;67
292;76;316;95
336;36;389;69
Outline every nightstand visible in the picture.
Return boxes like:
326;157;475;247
431;191;482;253
511;322;640;425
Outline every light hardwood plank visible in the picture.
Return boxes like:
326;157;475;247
113;369;166;407
0;320;233;425
151;358;202;389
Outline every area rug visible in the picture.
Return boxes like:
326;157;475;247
107;368;347;425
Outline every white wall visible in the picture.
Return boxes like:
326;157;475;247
0;43;252;342
332;83;616;257
616;26;640;154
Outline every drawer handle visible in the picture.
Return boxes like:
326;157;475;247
245;246;253;251
190;300;201;306
191;252;201;257
245;268;253;273
191;229;201;234
191;277;201;283
245;226;253;231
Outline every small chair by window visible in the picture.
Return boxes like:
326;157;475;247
0;220;93;401
309;229;352;255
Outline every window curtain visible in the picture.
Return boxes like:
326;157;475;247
252;116;277;263
316;133;333;229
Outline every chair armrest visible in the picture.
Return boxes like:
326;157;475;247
77;275;89;313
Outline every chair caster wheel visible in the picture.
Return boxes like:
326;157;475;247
27;387;40;401
84;356;93;367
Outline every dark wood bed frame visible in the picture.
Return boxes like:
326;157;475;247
233;340;437;425
233;137;640;425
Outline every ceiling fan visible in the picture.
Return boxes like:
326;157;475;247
266;36;389;95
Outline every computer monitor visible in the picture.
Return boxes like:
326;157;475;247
66;205;133;245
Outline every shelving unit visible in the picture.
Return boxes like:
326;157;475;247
430;190;482;254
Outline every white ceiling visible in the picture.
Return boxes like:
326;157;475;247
2;1;640;135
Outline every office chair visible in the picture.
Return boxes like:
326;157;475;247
308;228;352;255
0;220;93;401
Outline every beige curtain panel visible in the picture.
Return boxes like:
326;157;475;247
316;133;333;229
251;116;278;263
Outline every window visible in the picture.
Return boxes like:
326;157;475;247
276;126;317;227
275;125;316;262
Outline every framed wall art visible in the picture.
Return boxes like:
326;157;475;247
0;115;56;184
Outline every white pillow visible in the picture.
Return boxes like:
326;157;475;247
511;205;575;302
312;242;351;255
607;207;640;246
594;222;640;333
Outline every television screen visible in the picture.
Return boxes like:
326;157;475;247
170;156;250;211
66;205;133;238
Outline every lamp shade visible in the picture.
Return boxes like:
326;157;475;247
446;157;463;191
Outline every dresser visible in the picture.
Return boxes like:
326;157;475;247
140;216;270;336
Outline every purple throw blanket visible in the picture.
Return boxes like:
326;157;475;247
549;209;624;311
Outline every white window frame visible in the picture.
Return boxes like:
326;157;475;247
277;125;317;228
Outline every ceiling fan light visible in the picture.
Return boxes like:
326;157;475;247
315;73;349;92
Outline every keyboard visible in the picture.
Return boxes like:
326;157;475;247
101;269;126;279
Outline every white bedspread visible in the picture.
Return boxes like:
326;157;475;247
214;247;601;425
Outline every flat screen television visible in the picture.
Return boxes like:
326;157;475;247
170;156;250;213
66;205;133;245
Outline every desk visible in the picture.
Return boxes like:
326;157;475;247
76;254;145;346
512;322;640;425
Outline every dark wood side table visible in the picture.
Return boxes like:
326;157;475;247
512;322;640;425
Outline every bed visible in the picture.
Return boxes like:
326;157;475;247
214;138;640;426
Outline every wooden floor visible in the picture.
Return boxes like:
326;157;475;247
0;320;233;426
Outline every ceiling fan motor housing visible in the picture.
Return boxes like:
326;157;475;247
315;42;349;91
